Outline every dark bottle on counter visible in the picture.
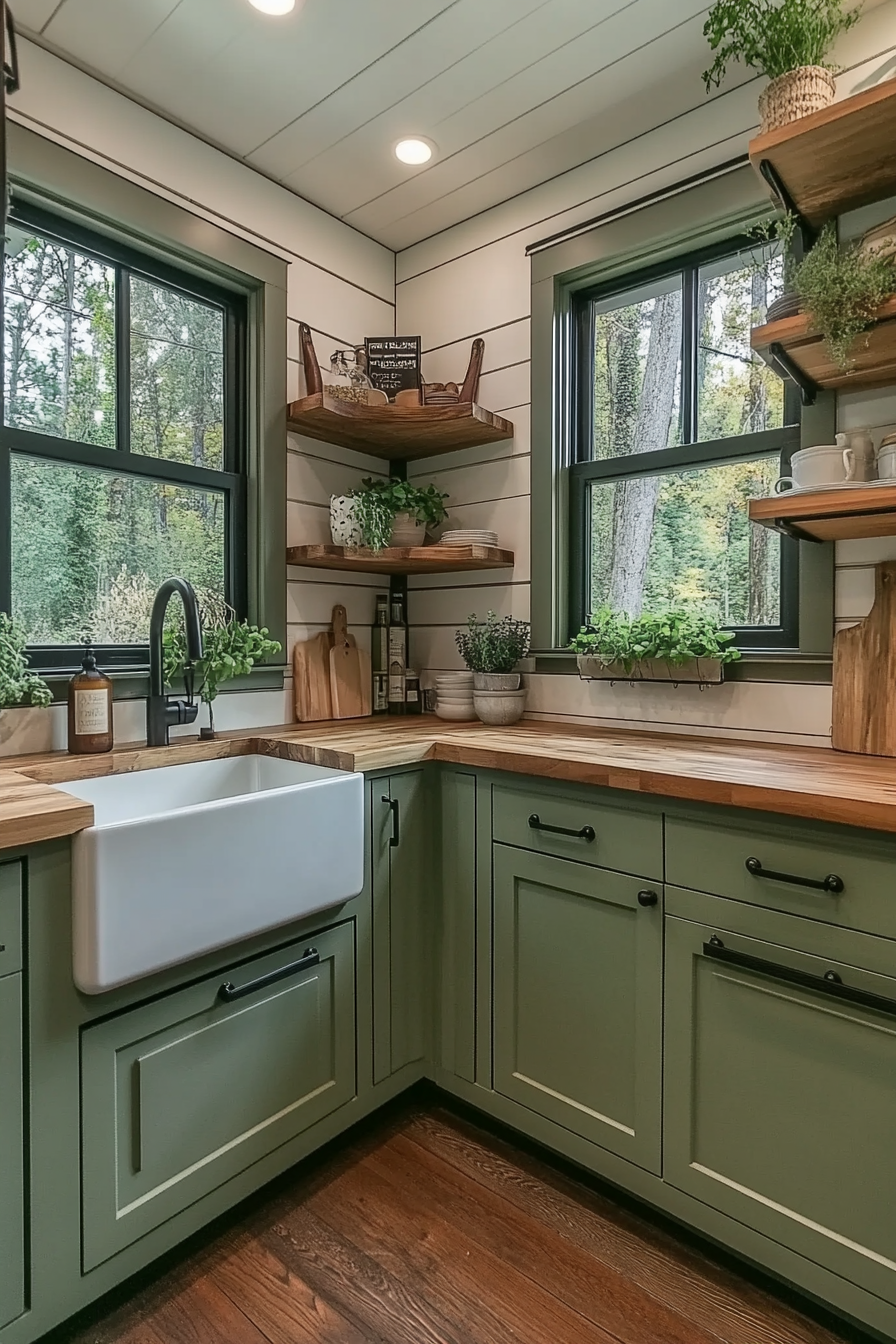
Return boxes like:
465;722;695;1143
68;642;114;754
371;592;389;714
388;591;408;715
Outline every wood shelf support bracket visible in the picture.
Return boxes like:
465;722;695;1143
758;158;817;254
768;341;818;406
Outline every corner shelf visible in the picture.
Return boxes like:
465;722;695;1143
751;297;896;397
286;543;515;576
286;393;514;461
749;484;896;542
749;80;896;230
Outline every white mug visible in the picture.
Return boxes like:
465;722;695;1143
878;444;896;480
774;443;856;493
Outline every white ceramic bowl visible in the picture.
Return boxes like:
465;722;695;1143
473;689;526;726
435;702;477;721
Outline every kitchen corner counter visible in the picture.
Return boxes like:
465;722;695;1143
5;717;896;851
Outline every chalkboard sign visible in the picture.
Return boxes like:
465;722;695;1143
365;336;421;401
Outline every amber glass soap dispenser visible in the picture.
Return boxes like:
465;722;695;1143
68;643;114;754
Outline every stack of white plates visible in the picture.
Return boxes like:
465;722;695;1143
441;529;499;548
434;672;476;721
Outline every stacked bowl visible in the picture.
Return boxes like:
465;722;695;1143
434;672;476;721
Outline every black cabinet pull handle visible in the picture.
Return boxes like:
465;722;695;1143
745;856;844;894
528;814;595;843
382;796;400;848
218;948;320;1003
637;890;659;908
703;938;896;1018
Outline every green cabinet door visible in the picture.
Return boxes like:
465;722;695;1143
373;769;429;1083
81;922;356;1270
493;846;662;1172
665;915;896;1304
0;971;24;1329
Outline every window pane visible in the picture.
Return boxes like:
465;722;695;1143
130;277;225;470
3;226;116;446
11;454;226;645
697;250;786;441
592;274;682;461
588;456;781;627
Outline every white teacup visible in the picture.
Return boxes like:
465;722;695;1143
774;442;864;493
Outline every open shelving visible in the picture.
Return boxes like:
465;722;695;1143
286;543;515;576
286;393;514;461
751;297;896;398
749;483;896;543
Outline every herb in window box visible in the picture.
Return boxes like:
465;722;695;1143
570;608;740;685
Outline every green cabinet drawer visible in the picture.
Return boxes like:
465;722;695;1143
0;861;22;978
666;813;896;941
492;780;662;880
665;913;896;1304
0;973;24;1329
493;846;662;1172
81;922;356;1270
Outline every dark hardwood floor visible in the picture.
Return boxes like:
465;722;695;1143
62;1100;869;1344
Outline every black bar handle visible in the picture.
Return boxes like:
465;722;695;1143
703;937;896;1019
382;795;400;848
745;856;843;894
218;948;320;1003
528;814;595;843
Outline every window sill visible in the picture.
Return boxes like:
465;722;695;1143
530;650;832;685
42;663;287;705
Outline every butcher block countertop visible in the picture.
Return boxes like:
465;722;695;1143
5;716;896;851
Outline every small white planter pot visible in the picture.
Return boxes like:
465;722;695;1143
330;495;363;548
473;688;527;726
576;655;724;686
472;672;521;691
390;512;427;547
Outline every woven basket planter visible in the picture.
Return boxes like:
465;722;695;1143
758;67;836;134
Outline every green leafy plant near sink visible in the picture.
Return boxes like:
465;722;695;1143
353;478;449;552
164;596;281;737
0;612;52;711
569;607;740;678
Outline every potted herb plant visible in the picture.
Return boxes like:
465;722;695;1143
702;0;861;134
792;221;896;370
165;598;281;738
330;479;449;552
0;613;53;752
455;612;531;725
570;608;740;685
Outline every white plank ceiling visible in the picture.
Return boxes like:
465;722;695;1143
14;0;747;248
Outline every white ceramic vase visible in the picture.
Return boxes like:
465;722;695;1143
473;688;527;726
330;495;363;547
472;672;521;691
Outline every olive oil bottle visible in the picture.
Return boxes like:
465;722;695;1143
387;591;408;715
371;592;389;714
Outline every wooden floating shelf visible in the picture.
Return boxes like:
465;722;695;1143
751;297;896;394
749;80;896;228
286;543;515;576
749;483;896;543
286;393;514;460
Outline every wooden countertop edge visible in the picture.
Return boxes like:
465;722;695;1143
0;770;95;850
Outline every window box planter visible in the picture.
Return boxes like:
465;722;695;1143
576;656;725;686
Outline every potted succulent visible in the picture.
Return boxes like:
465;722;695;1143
0;613;53;752
330;479;449;552
165;597;281;738
455;612;531;725
702;0;861;134
569;608;740;686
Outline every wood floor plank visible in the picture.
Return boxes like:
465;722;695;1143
301;1150;620;1344
148;1276;272;1344
407;1109;853;1344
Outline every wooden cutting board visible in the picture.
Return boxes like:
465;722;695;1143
833;561;896;755
293;629;334;722
329;604;371;720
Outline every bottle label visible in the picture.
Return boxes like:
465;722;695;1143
373;673;388;713
388;628;407;702
74;688;110;737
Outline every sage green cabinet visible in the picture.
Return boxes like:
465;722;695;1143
492;845;662;1172
81;922;355;1270
0;971;24;1330
373;769;429;1083
665;913;896;1304
0;860;22;978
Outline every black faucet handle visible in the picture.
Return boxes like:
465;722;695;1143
166;699;199;728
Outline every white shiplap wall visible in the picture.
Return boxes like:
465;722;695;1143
396;7;896;748
2;39;396;751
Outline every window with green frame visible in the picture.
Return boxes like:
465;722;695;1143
1;202;247;673
568;234;801;649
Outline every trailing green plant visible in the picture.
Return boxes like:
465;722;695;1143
0;613;53;709
702;0;861;91
569;607;741;674
455;612;531;674
792;222;896;368
351;478;449;552
164;599;281;735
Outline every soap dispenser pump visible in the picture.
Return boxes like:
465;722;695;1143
68;641;114;754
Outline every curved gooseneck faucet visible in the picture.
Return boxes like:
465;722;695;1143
147;577;204;747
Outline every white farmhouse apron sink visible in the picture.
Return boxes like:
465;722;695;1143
59;755;364;994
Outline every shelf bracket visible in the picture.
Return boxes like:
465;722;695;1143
758;159;817;254
769;517;823;543
768;342;818;407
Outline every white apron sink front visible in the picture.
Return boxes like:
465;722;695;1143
60;755;364;994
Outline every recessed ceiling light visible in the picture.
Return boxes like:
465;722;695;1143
249;0;295;14
395;138;434;166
